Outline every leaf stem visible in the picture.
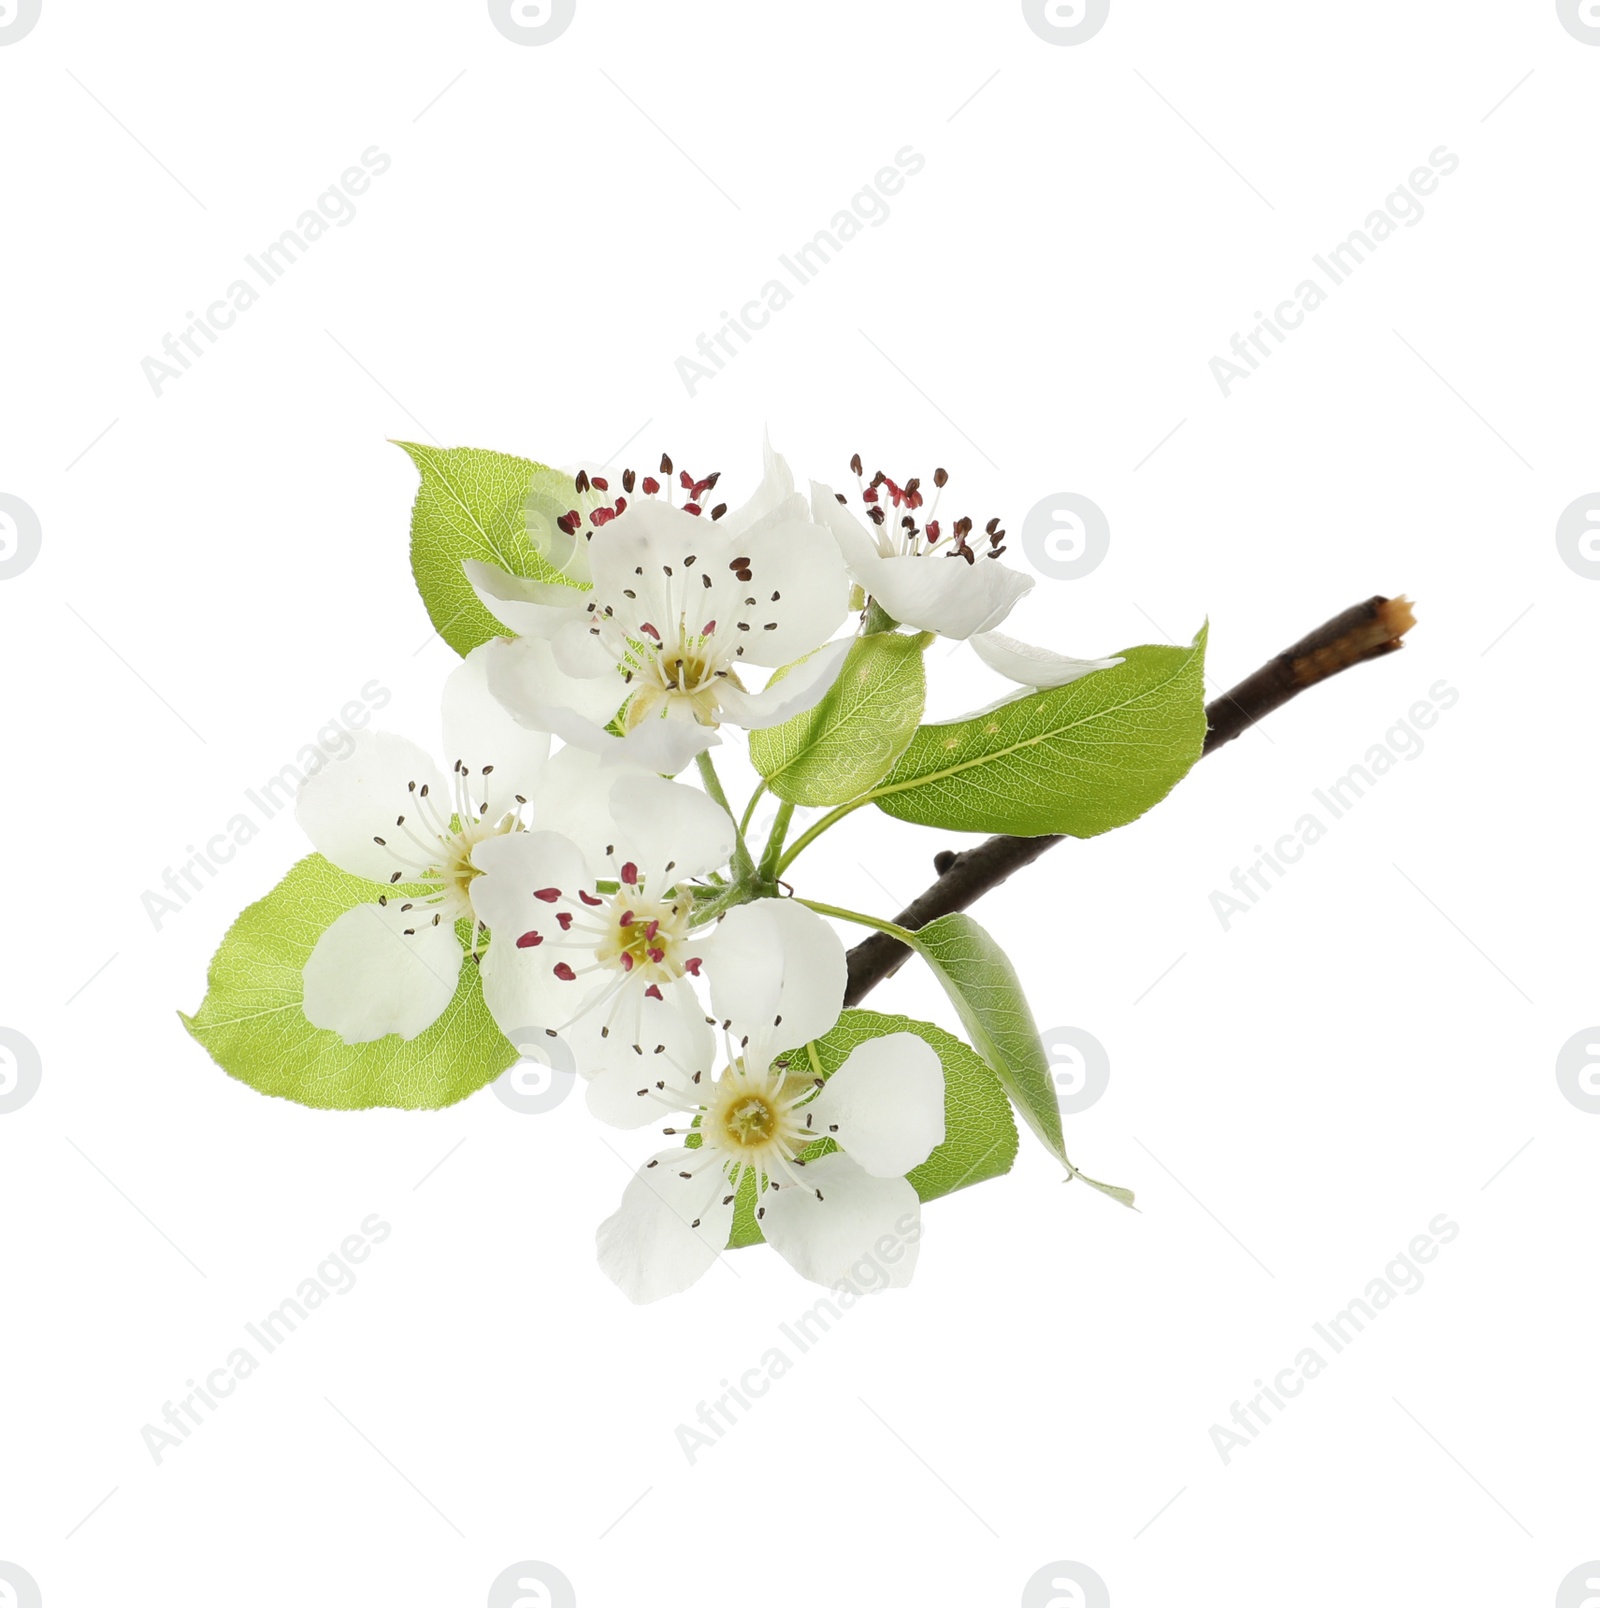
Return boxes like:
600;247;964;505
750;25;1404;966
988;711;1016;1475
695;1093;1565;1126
775;798;870;875
796;897;920;947
738;781;767;839
757;800;794;881
696;750;755;882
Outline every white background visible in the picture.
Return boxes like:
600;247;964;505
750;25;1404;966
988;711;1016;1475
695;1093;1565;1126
2;2;1596;1604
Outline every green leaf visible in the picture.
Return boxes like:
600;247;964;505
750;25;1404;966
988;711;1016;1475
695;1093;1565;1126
870;627;1208;837
911;912;1134;1208
749;631;929;806
726;1010;1019;1248
397;442;582;658
181;854;517;1110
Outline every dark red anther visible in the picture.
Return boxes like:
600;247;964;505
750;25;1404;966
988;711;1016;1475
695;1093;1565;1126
644;984;664;1000
556;911;574;930
516;931;543;948
620;861;639;886
590;506;617;527
642;475;660;495
578;889;603;906
553;962;577;981
621;953;634;971
684;956;703;975
619;909;635;926
639;622;660;641
534;888;561;903
647;947;665;965
644;919;659;939
684;503;701;516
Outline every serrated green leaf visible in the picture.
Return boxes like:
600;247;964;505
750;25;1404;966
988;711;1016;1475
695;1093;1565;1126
726;1010;1019;1248
749;632;929;806
869;627;1208;837
181;854;516;1110
907;912;1134;1207
398;442;582;658
909;912;1063;1161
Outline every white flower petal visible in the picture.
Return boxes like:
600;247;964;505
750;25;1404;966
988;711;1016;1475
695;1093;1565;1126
528;744;627;878
721;432;797;535
714;637;854;731
294;731;450;884
807;1032;945;1177
726;511;850;667
969;630;1124;689
586;998;715;1127
301;901;462;1043
548;617;619;681
462;558;586;638
759;1153;920;1290
468;829;593;937
811;480;886;571
705;899;845;1054
585;496;706;636
596;1149;737;1303
605;710;719;776
441;644;551;819
605;773;735;888
857;551;1033;639
481;633;626;736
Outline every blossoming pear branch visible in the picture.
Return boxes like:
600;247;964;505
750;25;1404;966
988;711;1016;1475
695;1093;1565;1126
182;436;1412;1304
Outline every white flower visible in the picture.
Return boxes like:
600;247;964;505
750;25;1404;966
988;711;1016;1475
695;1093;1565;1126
292;645;584;1043
812;459;1121;688
468;771;736;1074
466;440;855;775
589;900;946;1303
966;630;1123;690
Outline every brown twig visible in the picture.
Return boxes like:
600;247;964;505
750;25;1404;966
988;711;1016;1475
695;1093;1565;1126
842;595;1416;1006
